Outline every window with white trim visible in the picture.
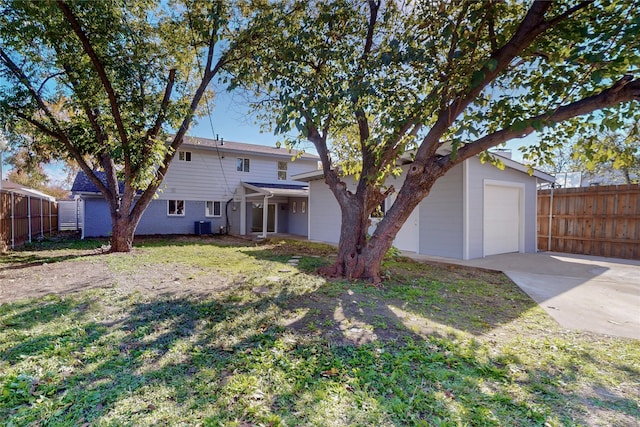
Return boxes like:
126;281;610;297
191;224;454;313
168;200;185;216
301;200;306;214
206;201;222;217
178;151;192;162
277;161;287;180
237;158;250;172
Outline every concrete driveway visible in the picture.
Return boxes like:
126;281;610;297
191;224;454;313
405;251;640;340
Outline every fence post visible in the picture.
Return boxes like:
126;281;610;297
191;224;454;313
547;186;554;252
27;195;32;243
10;191;15;249
40;198;44;237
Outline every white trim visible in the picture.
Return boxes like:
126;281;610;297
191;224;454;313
236;157;250;172
277;160;288;180
167;199;185;216
483;179;525;257
463;159;470;260
240;186;246;235
205;200;222;217
307;183;312;240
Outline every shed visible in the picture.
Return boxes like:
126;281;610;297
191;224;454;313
294;154;554;260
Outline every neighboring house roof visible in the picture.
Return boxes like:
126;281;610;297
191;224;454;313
183;136;320;161
0;180;56;201
293;152;555;183
71;171;125;194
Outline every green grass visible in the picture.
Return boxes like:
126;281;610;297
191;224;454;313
0;236;638;426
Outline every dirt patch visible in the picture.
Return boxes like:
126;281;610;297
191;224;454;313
0;237;250;304
0;259;115;303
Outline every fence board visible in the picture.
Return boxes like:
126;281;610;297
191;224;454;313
538;184;640;260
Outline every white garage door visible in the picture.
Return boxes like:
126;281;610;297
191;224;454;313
484;184;522;256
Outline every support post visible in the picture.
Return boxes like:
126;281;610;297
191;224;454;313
240;187;246;235
261;195;269;238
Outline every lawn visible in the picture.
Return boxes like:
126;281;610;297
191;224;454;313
0;236;638;426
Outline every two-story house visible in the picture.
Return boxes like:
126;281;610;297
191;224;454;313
71;136;320;238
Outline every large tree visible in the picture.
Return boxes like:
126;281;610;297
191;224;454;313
0;0;253;251
233;0;640;282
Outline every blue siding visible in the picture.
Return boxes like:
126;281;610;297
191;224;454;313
136;200;226;235
84;198;112;237
278;203;289;233
83;198;234;237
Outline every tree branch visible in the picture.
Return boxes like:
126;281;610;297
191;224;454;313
61;63;106;147
56;1;130;169
414;2;554;164
147;68;176;141
36;71;66;95
453;76;640;164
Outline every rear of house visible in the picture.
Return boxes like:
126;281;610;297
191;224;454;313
72;137;319;238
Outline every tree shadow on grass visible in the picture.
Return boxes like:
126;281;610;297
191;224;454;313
242;245;538;337
0;287;636;426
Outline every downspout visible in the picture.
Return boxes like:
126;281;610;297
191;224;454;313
80;198;85;240
225;197;233;235
547;185;554;252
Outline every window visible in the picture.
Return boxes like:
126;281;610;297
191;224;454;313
370;200;385;218
292;201;297;214
206;201;222;217
178;151;192;162
277;161;287;180
301;201;306;214
168;200;185;216
237;158;250;172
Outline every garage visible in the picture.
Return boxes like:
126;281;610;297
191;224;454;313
483;182;524;256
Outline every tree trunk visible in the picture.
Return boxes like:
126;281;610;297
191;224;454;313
108;193;146;253
319;196;401;283
109;215;139;252
322;169;435;283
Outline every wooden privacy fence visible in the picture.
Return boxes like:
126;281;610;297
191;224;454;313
537;184;640;260
1;189;58;249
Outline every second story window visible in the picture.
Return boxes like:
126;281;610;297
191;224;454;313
237;158;250;172
277;161;287;180
178;151;192;162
